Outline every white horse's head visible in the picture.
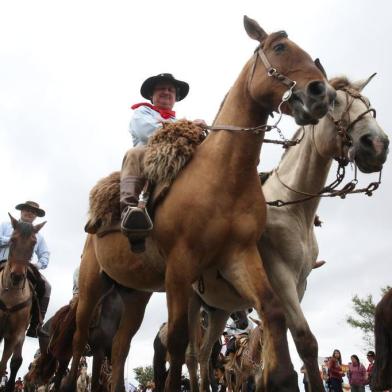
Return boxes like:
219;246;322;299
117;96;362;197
314;75;389;173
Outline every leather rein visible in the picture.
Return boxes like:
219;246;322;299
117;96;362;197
202;45;299;148
267;88;381;207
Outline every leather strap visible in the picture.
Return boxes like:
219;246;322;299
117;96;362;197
0;296;32;314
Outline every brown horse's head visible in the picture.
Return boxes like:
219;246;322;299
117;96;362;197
316;75;389;173
7;213;46;286
244;16;336;125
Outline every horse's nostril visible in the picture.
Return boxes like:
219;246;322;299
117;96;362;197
360;134;373;148
307;81;326;96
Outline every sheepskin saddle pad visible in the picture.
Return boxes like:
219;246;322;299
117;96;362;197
85;120;206;234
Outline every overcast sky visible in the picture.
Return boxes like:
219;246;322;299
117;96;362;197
1;0;391;387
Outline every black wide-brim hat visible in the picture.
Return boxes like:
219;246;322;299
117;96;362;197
15;201;45;217
140;73;189;102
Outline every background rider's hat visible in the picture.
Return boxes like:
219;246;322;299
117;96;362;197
140;73;189;102
15;201;46;217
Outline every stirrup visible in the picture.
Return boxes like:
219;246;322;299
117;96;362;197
121;206;153;234
121;206;153;253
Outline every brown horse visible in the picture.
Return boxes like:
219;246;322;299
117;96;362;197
29;285;124;391
60;16;334;392
0;214;46;392
373;287;392;390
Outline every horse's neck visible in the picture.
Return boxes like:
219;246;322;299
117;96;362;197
207;60;269;175
272;126;332;223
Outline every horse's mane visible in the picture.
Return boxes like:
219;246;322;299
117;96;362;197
32;300;78;383
329;76;354;91
212;90;230;125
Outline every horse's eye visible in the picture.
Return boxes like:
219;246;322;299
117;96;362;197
273;43;285;53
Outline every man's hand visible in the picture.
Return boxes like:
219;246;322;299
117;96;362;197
192;119;207;127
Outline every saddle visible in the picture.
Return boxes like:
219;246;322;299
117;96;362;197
84;120;206;238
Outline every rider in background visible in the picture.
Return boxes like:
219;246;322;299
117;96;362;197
0;201;51;337
224;310;254;361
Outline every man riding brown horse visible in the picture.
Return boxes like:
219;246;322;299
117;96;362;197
119;73;205;252
0;201;51;337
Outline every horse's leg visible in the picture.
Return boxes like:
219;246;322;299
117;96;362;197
52;359;69;391
60;237;107;392
199;309;229;392
0;336;14;377
265;261;324;392
221;249;298;392
164;252;196;392
110;289;152;392
186;292;202;392
5;337;24;392
91;350;104;392
153;325;168;392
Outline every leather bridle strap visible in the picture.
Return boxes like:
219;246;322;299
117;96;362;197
0;296;32;314
256;47;296;88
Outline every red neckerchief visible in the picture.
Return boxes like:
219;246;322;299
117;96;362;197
131;102;176;119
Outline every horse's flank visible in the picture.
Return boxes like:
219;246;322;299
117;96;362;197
373;287;392;390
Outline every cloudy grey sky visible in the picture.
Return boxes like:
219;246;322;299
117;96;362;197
1;0;391;386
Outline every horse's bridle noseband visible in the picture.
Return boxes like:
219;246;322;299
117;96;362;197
328;87;377;165
251;44;297;90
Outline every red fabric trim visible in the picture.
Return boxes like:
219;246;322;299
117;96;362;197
131;102;176;119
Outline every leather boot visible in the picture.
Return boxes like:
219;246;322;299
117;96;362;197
120;175;153;252
26;296;50;338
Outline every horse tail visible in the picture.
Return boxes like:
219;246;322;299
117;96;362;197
373;290;392;390
153;323;168;392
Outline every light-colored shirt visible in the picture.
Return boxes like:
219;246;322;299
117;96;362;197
224;316;254;337
0;221;50;269
129;105;175;147
73;266;80;295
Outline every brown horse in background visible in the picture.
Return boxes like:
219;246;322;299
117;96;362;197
29;285;123;391
0;214;46;392
373;287;392;390
60;16;334;392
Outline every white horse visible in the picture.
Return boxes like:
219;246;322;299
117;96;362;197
188;75;389;392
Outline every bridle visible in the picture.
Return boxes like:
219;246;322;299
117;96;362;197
328;86;376;165
267;88;382;207
203;40;298;147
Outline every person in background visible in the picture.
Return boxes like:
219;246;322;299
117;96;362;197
328;349;345;392
300;364;310;392
365;351;376;391
73;265;80;297
0;201;51;337
347;354;367;392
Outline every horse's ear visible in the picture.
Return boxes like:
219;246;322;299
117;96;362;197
314;58;327;79
33;221;47;233
243;16;268;43
8;213;18;229
352;73;377;92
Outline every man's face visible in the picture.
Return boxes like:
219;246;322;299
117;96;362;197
151;82;176;110
20;209;37;223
